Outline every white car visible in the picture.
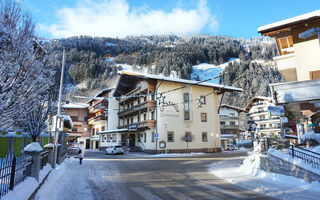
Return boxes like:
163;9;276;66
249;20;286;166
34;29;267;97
106;145;124;155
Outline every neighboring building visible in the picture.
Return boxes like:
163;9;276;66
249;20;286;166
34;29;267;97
87;88;115;149
112;71;242;153
245;97;281;137
61;103;90;148
258;10;320;136
219;104;245;149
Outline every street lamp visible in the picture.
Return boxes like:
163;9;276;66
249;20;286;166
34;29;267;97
163;122;168;154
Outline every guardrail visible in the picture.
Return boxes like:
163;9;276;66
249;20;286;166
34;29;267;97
287;145;320;170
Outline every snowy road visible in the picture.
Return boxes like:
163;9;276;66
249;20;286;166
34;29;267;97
35;151;273;200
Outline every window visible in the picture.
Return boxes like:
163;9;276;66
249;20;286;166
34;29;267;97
112;134;117;142
151;132;155;142
144;132;146;142
230;121;236;125
167;131;174;142
84;117;88;122
183;93;189;102
107;134;111;142
230;113;235;117
127;118;130;125
220;121;225;125
92;129;95;135
143;114;147;121
72;128;78;132
200;96;206;104
138;115;140;122
310;70;320;80
151;112;155;120
201;113;207;122
202;132;208;142
184;111;190;120
71;116;78;121
130;118;133;124
277;36;294;55
144;96;147;102
101;126;105;131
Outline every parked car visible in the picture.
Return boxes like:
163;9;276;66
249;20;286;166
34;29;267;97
227;144;237;150
106;145;124;155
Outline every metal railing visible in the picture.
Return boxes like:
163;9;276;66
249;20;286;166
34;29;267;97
287;145;320;170
0;153;32;198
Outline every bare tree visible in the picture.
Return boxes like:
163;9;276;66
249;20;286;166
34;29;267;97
0;0;56;129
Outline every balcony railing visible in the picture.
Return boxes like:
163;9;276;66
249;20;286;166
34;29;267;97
88;114;107;125
219;115;239;120
118;100;155;117
118;120;156;130
89;100;108;113
220;124;239;129
273;53;296;71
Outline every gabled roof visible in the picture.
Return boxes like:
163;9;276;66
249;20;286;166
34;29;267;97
220;104;245;113
114;71;243;97
258;9;320;35
87;87;115;104
244;96;272;112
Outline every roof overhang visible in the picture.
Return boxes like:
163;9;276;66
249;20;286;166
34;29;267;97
114;71;243;97
258;9;320;36
270;79;320;104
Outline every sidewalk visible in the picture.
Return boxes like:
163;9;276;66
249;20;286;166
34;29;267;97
209;152;320;200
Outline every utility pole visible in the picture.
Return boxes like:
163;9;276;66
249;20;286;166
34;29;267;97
53;48;65;168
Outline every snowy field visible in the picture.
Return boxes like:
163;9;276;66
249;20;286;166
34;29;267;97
209;151;320;200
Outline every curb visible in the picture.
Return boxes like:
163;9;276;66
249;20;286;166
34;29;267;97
28;170;51;200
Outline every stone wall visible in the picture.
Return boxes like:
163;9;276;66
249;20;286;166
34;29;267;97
260;154;320;182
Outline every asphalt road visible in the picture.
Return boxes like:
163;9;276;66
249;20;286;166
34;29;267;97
44;151;274;200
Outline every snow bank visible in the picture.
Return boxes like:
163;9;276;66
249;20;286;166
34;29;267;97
34;157;76;200
209;151;320;200
308;145;320;154
2;164;51;200
24;142;43;152
301;131;320;143
268;148;320;175
44;143;54;148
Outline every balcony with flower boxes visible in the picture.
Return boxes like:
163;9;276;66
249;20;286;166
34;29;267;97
118;100;156;118
118;120;156;131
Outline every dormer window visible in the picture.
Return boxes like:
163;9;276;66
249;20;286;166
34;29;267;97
277;36;294;55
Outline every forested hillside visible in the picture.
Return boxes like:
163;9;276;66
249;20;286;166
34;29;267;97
42;35;282;107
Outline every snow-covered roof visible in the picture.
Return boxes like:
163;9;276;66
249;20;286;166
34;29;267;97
62;102;89;109
118;71;243;93
258;9;320;34
87;87;115;104
220;104;245;112
244;96;272;112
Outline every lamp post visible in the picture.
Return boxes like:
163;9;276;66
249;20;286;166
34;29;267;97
53;48;65;168
163;122;168;154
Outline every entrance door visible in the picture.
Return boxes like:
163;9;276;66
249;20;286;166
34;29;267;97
86;139;90;149
129;134;135;147
96;141;99;149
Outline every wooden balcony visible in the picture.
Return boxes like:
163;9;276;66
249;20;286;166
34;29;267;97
118;100;155;118
118;120;156;130
88;114;107;125
89;100;108;113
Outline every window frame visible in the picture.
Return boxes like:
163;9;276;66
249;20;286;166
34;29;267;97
202;132;208;142
201;113;207;122
167;131;174;142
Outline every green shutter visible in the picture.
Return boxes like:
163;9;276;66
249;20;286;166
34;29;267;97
42;137;49;148
14;137;22;157
0;137;7;158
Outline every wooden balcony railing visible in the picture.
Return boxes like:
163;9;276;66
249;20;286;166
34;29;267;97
118;120;156;130
118;100;155;117
88;114;107;125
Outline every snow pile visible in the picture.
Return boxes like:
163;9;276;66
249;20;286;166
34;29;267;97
44;143;54;149
39;133;50;138
2;164;51;200
24;142;43;152
301;130;320;143
209;150;320;200
34;157;76;200
147;152;205;157
308;145;320;154
268;148;320;175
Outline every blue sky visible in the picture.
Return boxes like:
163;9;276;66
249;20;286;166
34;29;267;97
21;0;320;39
